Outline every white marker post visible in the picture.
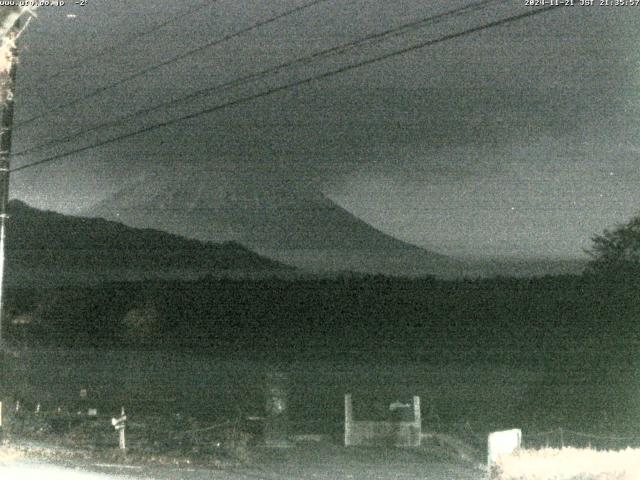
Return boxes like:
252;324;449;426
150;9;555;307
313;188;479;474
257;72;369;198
487;428;522;469
111;407;127;450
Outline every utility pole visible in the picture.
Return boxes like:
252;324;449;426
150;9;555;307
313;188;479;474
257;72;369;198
0;14;21;346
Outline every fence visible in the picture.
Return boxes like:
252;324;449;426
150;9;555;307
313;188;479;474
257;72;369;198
522;427;640;451
2;400;249;453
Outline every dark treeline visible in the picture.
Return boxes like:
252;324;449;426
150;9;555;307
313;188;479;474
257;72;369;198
4;272;640;362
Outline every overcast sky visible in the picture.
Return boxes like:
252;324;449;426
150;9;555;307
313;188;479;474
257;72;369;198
6;0;640;259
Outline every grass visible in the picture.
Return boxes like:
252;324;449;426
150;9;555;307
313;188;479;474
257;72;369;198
0;412;485;480
492;447;640;480
1;410;251;468
3;349;639;479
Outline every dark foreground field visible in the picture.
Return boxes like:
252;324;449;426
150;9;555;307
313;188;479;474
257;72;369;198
2;347;639;479
3;348;640;446
1;349;491;479
0;348;578;435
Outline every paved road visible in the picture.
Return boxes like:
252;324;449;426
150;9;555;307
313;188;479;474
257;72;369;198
0;457;484;480
0;459;483;480
1;440;484;479
0;459;282;480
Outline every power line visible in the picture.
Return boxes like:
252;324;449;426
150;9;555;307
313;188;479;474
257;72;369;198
306;0;503;63
19;2;217;115
12;0;503;158
13;4;555;172
11;5;558;174
22;0;217;87
14;0;332;130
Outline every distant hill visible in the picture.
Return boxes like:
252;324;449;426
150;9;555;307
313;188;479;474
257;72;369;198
86;164;474;278
4;200;291;287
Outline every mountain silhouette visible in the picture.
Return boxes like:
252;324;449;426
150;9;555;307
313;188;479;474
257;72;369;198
86;165;472;278
4;200;290;287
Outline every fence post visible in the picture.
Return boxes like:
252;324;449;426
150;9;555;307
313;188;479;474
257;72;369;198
344;394;353;446
111;406;127;451
119;415;126;450
412;396;421;447
264;370;290;447
119;407;126;450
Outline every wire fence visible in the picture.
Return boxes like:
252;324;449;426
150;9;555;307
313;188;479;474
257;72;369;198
7;392;640;456
523;427;640;451
3;389;640;452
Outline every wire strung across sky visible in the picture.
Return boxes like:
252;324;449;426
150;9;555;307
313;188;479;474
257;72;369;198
21;0;217;88
11;4;558;174
303;0;503;64
13;0;332;130
11;0;505;159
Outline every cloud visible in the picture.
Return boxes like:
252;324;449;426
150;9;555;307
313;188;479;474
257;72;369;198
8;1;640;258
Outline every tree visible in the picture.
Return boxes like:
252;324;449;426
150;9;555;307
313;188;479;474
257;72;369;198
586;214;640;276
122;301;162;344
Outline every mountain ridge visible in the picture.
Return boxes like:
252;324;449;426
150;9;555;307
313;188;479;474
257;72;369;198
4;199;292;287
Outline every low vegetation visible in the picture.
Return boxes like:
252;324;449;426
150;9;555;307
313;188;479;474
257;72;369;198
4;272;640;357
2;409;252;468
492;447;640;480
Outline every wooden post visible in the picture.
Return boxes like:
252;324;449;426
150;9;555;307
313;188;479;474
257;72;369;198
119;406;126;450
0;17;19;347
264;371;290;447
413;395;421;447
344;394;352;446
112;406;127;451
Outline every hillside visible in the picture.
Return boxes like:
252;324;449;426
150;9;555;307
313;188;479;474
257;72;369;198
4;200;291;287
